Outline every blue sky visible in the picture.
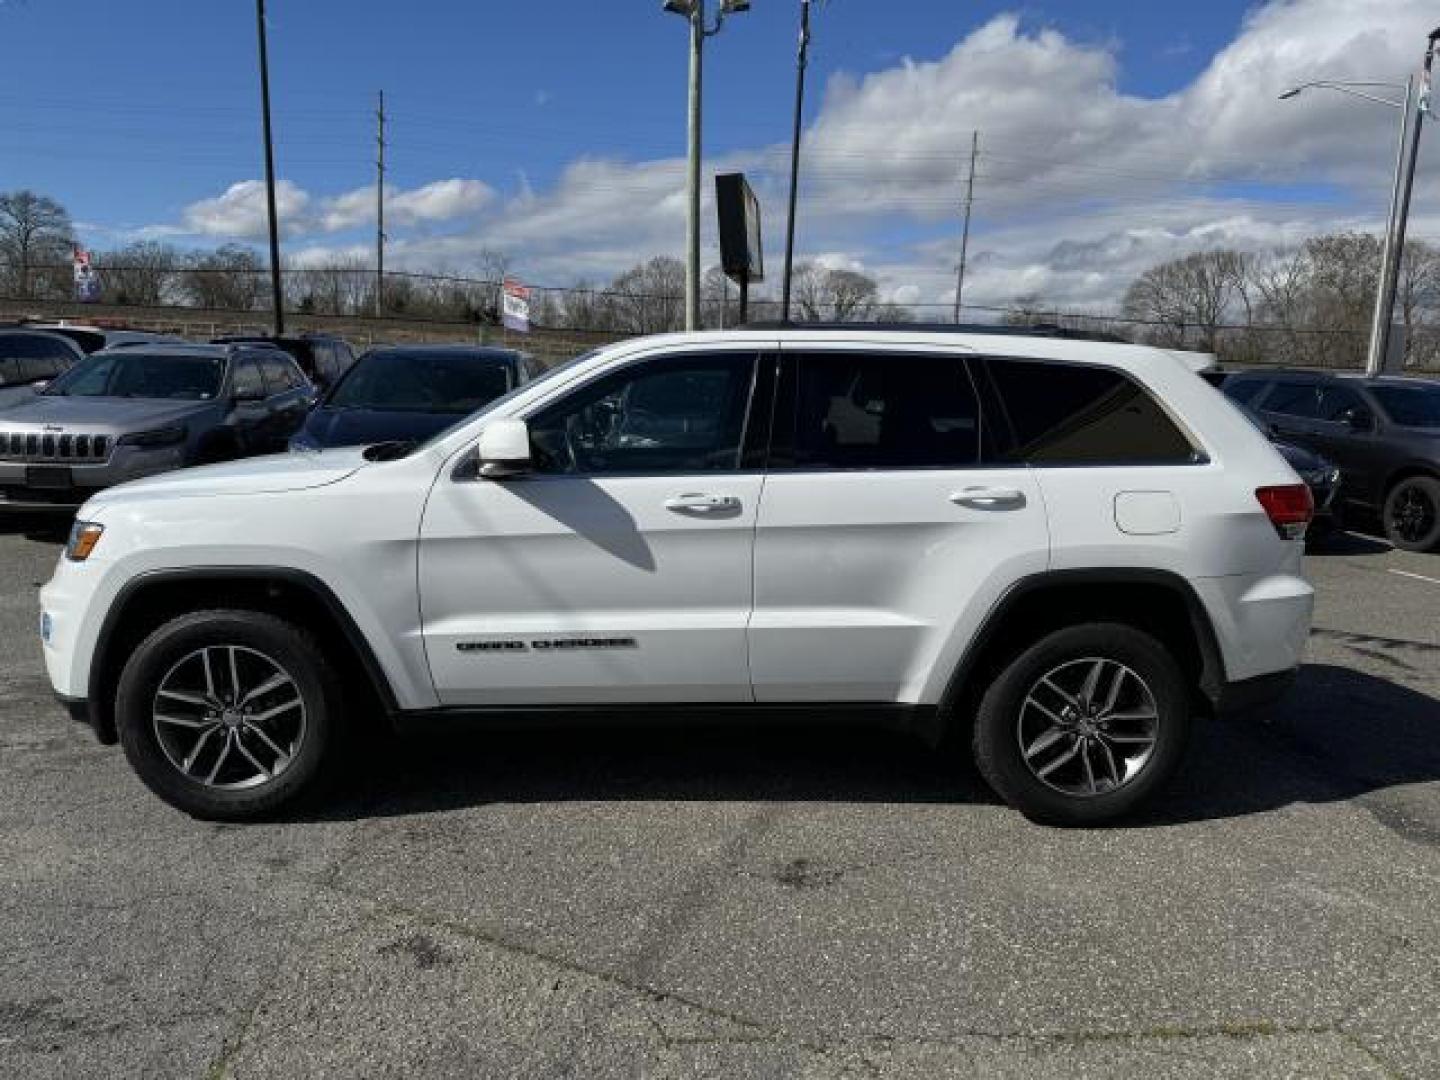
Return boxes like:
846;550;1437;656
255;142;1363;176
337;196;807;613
0;0;1432;311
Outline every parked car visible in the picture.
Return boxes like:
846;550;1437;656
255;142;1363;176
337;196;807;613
0;343;312;509
1232;401;1341;538
1223;370;1440;551
0;329;87;407
289;345;535;451
42;325;1315;825
211;334;356;391
17;323;185;354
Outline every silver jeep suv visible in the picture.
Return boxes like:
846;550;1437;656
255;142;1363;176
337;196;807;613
0;342;313;509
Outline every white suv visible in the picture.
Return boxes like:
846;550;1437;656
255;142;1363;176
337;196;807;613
40;327;1315;825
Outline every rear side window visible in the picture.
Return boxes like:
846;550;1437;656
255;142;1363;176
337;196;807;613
1316;385;1364;422
983;357;1199;465
0;334;75;383
778;352;981;470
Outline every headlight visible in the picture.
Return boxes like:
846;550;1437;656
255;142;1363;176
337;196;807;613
65;520;104;562
117;425;187;449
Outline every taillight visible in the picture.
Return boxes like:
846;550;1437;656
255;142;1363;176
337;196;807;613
1255;484;1314;540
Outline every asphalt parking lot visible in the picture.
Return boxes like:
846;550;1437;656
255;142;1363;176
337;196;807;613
3;517;1440;1079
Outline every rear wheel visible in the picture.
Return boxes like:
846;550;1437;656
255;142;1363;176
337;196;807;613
114;610;343;820
972;623;1191;826
1383;476;1440;552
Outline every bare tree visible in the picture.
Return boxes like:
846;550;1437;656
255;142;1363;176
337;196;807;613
607;256;685;335
1121;249;1249;350
95;241;180;307
184;244;264;311
791;262;881;322
1397;240;1440;368
0;190;75;299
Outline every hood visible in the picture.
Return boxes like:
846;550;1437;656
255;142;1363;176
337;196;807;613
1273;439;1329;473
0;394;211;432
87;446;371;508
301;406;456;448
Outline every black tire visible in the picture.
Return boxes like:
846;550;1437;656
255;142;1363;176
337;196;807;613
1382;476;1440;553
114;609;343;820
972;623;1191;827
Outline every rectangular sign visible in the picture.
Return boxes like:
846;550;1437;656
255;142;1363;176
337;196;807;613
715;172;764;285
73;247;100;303
502;278;530;333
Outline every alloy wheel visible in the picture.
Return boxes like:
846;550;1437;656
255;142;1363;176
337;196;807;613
1389;483;1437;546
151;645;307;790
1016;657;1159;797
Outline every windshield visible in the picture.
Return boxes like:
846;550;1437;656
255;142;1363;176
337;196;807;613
1372;385;1440;429
328;350;512;413
414;348;600;451
42;350;226;400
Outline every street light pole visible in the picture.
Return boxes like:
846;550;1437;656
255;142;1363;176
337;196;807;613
255;0;285;336
1280;76;1419;374
780;0;812;323
665;0;748;332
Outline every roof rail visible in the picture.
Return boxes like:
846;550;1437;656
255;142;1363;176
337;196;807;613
738;320;1130;343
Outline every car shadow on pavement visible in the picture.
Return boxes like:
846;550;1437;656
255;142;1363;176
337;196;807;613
0;510;72;544
1306;529;1391;557
313;662;1440;830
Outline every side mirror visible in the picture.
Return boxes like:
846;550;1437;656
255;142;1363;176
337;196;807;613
476;418;532;479
1341;405;1373;432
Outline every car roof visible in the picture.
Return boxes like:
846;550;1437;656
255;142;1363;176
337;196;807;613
1229;369;1440;388
364;344;523;360
99;342;232;358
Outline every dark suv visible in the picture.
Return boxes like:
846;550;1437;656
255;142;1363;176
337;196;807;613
1223;371;1440;551
0;329;86;407
212;334;356;391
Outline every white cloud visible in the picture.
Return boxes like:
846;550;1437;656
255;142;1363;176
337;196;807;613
159;0;1439;313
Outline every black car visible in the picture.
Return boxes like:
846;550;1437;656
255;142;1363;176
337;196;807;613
290;345;535;450
1231;401;1341;538
1223;370;1440;551
18;323;183;354
0;329;87;407
212;334;357;391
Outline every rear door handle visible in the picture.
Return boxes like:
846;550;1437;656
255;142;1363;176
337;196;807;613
665;493;740;514
950;486;1026;510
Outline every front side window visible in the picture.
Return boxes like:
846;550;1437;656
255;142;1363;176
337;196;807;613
260;356;300;394
1259;382;1319;419
984;357;1199;465
231;358;266;399
779;352;981;469
528;353;756;475
42;351;225;400
1316;385;1364;422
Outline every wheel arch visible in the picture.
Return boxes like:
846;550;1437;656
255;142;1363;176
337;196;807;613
938;569;1225;737
87;567;398;744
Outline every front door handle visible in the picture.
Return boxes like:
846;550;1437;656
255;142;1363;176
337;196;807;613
950;486;1026;510
665;493;740;514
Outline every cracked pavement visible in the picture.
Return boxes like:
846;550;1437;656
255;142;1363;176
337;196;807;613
3;516;1440;1078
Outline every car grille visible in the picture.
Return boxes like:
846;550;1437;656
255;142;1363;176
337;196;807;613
0;432;112;463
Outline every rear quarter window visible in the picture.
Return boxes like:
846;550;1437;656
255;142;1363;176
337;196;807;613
982;357;1200;465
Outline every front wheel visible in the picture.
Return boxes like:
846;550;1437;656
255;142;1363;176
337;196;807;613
972;623;1191;826
1383;476;1440;553
114;610;343;820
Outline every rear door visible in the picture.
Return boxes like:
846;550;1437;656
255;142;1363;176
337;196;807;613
259;355;310;447
749;344;1049;703
1253;379;1325;452
227;356;271;454
1309;382;1382;505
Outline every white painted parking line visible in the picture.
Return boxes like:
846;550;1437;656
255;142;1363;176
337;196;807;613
1388;568;1440;586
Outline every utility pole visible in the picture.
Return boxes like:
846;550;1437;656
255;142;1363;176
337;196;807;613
375;89;386;320
953;130;978;324
780;0;812;323
255;0;285;336
1372;29;1439;375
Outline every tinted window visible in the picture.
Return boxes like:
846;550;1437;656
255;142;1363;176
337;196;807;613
985;358;1197;465
781;352;980;469
0;357;22;387
0;334;75;384
232;358;266;399
330;350;514;413
1372;385;1440;428
529;353;755;475
260;356;299;394
1223;378;1268;406
1316;384;1365;422
1259;381;1319;418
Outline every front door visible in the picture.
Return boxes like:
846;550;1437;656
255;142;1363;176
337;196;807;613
749;346;1049;703
419;349;767;705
